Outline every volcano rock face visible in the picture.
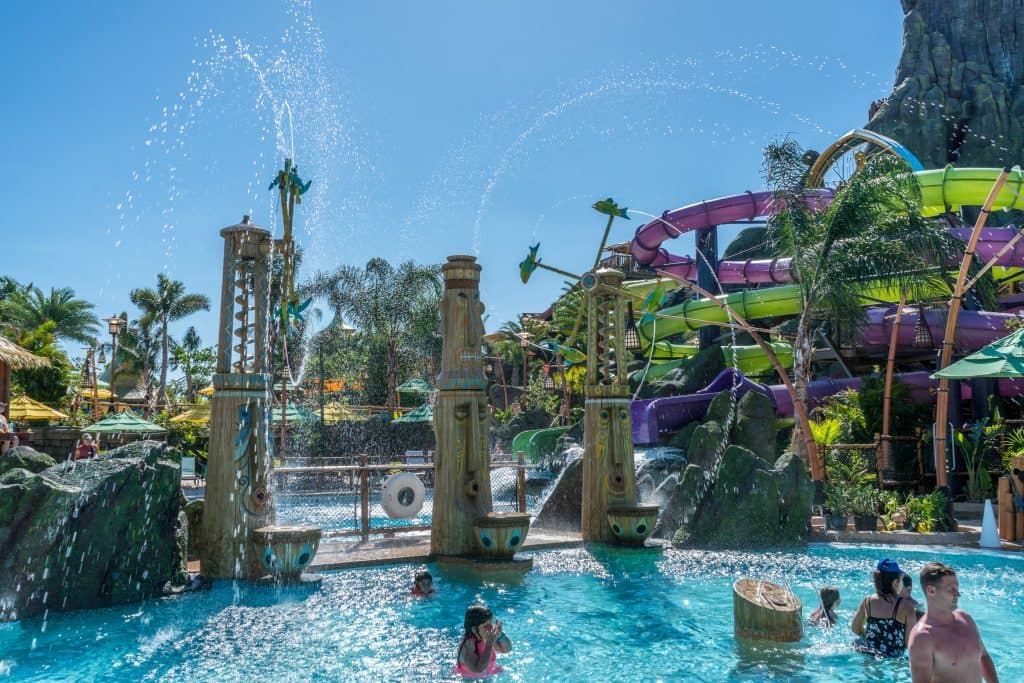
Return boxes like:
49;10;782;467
868;0;1024;168
654;391;813;548
0;441;186;622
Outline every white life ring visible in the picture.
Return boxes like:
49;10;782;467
381;472;426;519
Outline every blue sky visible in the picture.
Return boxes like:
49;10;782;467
1;0;904;363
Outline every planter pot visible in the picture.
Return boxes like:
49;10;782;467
853;515;878;532
823;514;848;532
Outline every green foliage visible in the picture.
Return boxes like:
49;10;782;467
814;389;866;442
955;418;1001;501
850;485;883;516
302;258;442;409
163;421;209;467
879;489;952;533
808;418;843;447
825;449;875;490
823;481;853;516
169;326;216;404
856;376;931;440
551;288;586;344
0;283;100;345
130;274;211;407
1003;427;1024;471
525;376;560;422
9;322;72;404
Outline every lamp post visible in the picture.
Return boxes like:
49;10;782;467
519;333;530;408
81;346;100;421
103;314;128;409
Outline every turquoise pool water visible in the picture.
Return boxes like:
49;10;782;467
2;543;1021;681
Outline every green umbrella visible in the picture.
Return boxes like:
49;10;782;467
393;403;433;423
83;411;167;434
396;378;435;394
272;405;316;424
932;327;1024;379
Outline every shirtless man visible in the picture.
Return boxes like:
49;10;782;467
908;561;997;683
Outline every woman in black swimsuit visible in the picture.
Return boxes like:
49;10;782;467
851;558;918;657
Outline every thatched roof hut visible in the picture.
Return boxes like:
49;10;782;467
0;337;50;419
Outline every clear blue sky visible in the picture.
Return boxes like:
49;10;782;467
1;0;904;363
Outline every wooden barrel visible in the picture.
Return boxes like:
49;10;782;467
733;578;802;642
999;477;1013;541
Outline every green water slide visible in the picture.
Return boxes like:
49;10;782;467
509;426;572;463
917;167;1024;216
638;342;795;379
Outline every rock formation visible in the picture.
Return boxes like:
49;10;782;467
654;391;814;547
867;0;1024;168
0;441;186;622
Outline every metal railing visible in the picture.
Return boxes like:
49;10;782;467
272;453;538;540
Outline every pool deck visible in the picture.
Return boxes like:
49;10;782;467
810;516;1024;551
310;528;584;570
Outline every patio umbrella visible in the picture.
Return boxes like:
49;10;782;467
8;395;67;421
83;411;167;434
322;402;364;423
396;378;435;394
198;384;215;396
393;403;433;423
932;327;1024;379
170;404;211;424
272;405;316;424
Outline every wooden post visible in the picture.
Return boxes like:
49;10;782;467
200;218;276;580
880;293;907;474
733;578;802;642
517;451;527;513
581;269;647;542
873;433;883;486
360;454;370;540
431;256;494;556
934;168;1012;489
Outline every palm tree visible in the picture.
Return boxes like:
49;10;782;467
303;258;441;411
116;318;160;411
130;274;211;408
170;326;216;404
0;285;99;345
763;141;956;463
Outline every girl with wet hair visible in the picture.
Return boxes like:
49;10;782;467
454;604;512;677
851;558;918;657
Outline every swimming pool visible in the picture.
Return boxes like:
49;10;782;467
2;543;1021;681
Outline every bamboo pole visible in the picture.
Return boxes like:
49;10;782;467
880;291;908;477
360;454;370;541
934;168;1012;490
962;225;1024;292
517;451;527;513
659;270;822;481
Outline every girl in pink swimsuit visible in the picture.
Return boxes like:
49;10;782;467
453;604;512;678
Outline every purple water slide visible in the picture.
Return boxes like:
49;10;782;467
631;189;835;266
857;307;1020;354
631;369;1024;445
631;369;773;444
655;254;796;285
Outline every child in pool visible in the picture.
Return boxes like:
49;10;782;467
454;604;511;677
410;570;436;597
809;585;840;627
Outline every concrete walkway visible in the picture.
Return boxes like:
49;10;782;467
311;528;584;571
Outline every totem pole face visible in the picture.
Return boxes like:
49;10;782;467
598;404;630;494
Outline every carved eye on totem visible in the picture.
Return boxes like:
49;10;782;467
600;409;609;421
618;409;629;422
454;405;469;419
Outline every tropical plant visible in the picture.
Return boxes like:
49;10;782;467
954;418;1001;502
170;326;216;404
824;450;876;490
849;485;882;517
116;318;160;411
763;141;957;463
824;481;853;516
8;321;72;404
303;259;442;411
808;418;843;447
814;389;866;442
0;285;99;345
1003;427;1024;471
130;274;211;408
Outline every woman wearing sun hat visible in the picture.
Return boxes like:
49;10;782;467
851;557;918;657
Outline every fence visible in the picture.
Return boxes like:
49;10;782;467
817;431;926;490
272;453;539;541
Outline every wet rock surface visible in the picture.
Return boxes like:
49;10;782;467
0;440;186;621
654;391;813;548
